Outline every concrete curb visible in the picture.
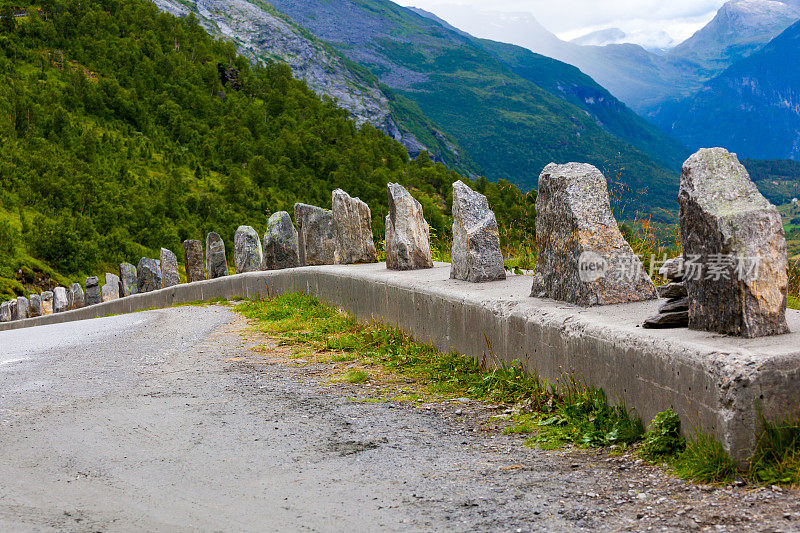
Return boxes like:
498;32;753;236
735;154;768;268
2;262;799;464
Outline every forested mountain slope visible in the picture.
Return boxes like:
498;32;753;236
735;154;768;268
0;0;533;299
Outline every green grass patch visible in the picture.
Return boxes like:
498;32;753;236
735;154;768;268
671;431;738;484
343;369;369;383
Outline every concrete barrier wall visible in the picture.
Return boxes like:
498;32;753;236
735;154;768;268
2;263;799;465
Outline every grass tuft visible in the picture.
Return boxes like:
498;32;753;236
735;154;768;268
641;409;686;461
671;431;738;484
343;369;369;384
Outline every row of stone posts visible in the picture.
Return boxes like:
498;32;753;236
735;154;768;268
0;180;506;324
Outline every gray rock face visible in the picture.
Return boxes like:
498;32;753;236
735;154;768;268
659;257;685;281
53;287;69;313
659;297;689;313
262;212;300;270
28;294;41;317
85;276;101;306
294;203;338;266
16;296;29;320
0;301;9;322
183;240;205;283
679;148;789;338
137;258;163;293
160;248;181;288
450;180;506;283
69;283;85;310
234;225;264;273
206;232;229;279
643;311;689;329
102;274;121;302
40;291;54;315
8;299;17;320
119;263;138;297
384;183;434;271
332;189;377;264
530;163;657;306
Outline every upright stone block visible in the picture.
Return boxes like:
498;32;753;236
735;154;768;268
234;225;264;273
69;283;85;310
0;301;9;322
119;263;138;297
40;291;54;315
679;148;790;337
137;258;162;293
16;296;29;320
263;212;300;270
530;163;657;306
102;273;121;302
28;294;42;318
206;232;229;279
450;180;506;283
8;299;17;320
332;189;377;264
53;287;69;313
85;276;101;306
294;203;337;266
183;240;205;283
160;248;180;288
384;183;434;270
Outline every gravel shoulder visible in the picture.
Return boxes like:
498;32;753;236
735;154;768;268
0;304;797;532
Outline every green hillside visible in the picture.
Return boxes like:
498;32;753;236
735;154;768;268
0;0;534;300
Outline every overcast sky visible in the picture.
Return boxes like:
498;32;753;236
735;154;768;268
392;0;728;48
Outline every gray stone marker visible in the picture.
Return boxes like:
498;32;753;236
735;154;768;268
679;147;790;337
69;283;85;310
16;296;29;320
137;258;163;293
263;212;300;270
53;287;69;313
119;263;138;297
294;203;338;266
160;248;181;288
183;240;205;283
8;299;17;320
332;189;377;265
28;294;41;318
85;276;101;306
206;232;229;279
385;183;434;270
530;163;657;306
102;273;121;302
450;180;506;283
40;291;53;316
644;257;689;329
234;225;264;274
0;301;9;322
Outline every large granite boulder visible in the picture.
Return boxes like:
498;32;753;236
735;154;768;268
450;180;506;283
28;294;41;317
206;232;228;279
263;212;300;270
69;283;85;310
385;183;434;270
234;225;264;273
332;189;377;264
160;248;180;288
0;301;9;322
137;258;163;293
294;203;337;266
15;296;29;320
530;163;657;306
679;148;790;337
102;273;121;302
85;276;101;306
41;291;54;315
119;263;138;297
183;240;205;283
53;287;69;313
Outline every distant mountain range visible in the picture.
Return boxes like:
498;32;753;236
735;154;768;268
153;0;687;213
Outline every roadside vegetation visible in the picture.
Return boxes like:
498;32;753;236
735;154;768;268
236;293;800;487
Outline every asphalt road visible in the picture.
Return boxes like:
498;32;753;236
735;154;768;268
0;305;797;532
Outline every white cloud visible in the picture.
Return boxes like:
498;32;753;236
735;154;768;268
394;0;726;47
